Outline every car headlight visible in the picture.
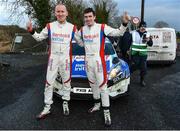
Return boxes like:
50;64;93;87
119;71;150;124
109;65;121;79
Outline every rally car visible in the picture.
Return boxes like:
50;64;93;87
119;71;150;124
53;38;130;99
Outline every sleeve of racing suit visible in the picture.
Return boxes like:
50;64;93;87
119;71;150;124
32;26;48;42
104;24;127;37
74;30;84;47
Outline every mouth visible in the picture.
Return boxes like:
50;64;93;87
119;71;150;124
86;20;92;24
58;16;63;19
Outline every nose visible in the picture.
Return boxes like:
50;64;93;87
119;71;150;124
59;12;63;16
87;16;91;21
57;11;63;16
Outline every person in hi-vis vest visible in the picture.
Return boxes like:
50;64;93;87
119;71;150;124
27;4;83;119
130;21;153;86
79;8;130;126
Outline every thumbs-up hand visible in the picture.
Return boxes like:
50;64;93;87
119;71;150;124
122;11;131;24
26;18;33;33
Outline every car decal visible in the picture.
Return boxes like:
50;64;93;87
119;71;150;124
72;55;111;78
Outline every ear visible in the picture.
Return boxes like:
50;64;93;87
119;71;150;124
55;11;57;17
94;16;96;20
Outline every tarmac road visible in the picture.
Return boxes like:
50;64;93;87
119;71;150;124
0;53;180;130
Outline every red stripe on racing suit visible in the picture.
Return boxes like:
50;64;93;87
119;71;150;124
99;24;107;88
64;25;77;83
45;23;52;86
89;80;95;84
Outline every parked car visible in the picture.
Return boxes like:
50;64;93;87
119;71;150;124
53;38;130;100
146;28;177;64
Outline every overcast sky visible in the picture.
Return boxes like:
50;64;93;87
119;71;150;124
115;0;180;31
0;0;180;31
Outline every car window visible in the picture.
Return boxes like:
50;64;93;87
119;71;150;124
72;39;116;55
105;42;115;55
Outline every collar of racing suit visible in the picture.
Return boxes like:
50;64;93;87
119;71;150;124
87;22;97;29
57;20;67;26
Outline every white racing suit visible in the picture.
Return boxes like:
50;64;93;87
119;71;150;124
80;23;127;107
32;21;81;107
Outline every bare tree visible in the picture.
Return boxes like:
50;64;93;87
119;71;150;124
154;21;169;28
2;0;52;30
112;16;122;28
2;0;85;29
92;0;119;26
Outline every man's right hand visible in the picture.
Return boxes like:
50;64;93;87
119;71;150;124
122;11;131;24
26;19;33;33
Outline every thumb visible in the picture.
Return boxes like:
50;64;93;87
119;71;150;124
27;19;33;32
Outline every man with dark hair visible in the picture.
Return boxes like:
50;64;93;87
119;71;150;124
84;7;96;16
130;21;153;86
80;7;130;126
27;4;83;119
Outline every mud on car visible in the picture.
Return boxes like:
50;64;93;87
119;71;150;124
53;38;130;99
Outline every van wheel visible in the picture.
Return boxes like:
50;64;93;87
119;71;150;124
168;59;176;66
172;59;176;64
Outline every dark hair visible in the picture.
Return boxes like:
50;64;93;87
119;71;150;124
83;8;96;16
139;21;147;28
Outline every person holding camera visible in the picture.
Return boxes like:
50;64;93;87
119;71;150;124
130;21;153;87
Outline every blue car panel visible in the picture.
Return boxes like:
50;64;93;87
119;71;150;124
72;55;112;78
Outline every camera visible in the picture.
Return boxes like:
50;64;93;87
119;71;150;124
142;34;147;43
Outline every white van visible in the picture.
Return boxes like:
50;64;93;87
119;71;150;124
146;28;177;64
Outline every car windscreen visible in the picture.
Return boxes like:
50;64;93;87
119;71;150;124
72;42;115;55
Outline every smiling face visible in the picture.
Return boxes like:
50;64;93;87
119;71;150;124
84;12;96;27
55;4;68;24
